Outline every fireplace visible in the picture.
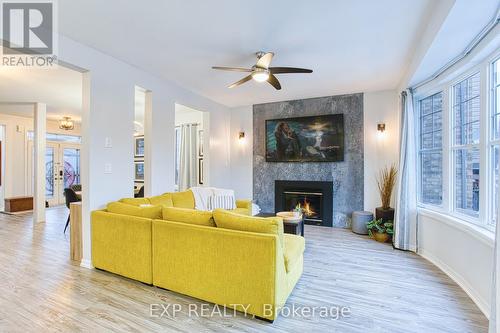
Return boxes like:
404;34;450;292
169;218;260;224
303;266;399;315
275;180;333;227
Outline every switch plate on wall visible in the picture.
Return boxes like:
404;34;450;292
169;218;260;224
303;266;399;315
105;137;112;148
104;163;112;174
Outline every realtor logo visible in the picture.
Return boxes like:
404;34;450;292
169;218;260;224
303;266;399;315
2;1;53;54
1;0;57;66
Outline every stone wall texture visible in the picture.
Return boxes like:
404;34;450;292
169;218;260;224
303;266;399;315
253;93;364;228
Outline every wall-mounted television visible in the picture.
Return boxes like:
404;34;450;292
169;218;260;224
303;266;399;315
265;114;344;162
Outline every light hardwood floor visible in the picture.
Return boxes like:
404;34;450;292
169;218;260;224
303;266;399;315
0;207;488;332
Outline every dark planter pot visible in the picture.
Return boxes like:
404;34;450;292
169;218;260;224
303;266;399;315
375;207;395;222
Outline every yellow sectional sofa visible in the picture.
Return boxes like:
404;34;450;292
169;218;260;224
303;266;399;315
117;190;253;216
91;190;305;321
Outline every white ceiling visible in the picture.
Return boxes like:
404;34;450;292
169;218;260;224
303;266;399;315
1;1;495;115
58;0;435;107
410;0;500;86
0;66;82;121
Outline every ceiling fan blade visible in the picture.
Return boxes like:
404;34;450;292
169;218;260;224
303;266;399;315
212;66;252;72
269;67;313;74
267;74;281;90
228;75;252;88
256;52;274;69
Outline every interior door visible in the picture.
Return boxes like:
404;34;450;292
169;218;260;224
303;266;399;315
61;144;81;194
28;141;81;206
45;142;61;206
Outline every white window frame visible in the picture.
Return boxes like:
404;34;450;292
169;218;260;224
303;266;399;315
414;48;500;232
450;71;482;221
417;91;444;208
489;56;500;226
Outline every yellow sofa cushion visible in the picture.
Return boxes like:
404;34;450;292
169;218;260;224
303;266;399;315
283;234;305;273
230;207;250;216
107;202;162;219
149;193;174;207
171;190;195;209
162;207;215;227
235;199;252;215
119;197;151;206
213;209;284;247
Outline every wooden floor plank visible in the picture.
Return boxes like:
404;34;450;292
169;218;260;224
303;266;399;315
0;207;488;332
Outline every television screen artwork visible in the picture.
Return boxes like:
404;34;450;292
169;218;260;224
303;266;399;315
265;114;344;162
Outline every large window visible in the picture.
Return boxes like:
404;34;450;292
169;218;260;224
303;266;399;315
419;92;443;205
416;47;499;230
452;73;481;217
491;59;500;225
452;73;482;217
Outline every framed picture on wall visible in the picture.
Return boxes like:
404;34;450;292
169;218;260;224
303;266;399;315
198;158;204;185
134;160;144;183
198;130;204;157
265;114;344;162
135;136;144;158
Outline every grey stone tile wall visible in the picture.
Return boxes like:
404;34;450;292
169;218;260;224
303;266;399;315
253;93;364;228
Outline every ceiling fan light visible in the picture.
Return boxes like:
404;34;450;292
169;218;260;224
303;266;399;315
252;71;270;82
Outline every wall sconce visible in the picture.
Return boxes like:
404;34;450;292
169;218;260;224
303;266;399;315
238;131;246;145
377;123;386;133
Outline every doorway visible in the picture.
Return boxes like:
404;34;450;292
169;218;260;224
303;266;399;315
174;104;207;191
28;139;81;206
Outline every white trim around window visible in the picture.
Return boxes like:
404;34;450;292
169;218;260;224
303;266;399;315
414;48;500;233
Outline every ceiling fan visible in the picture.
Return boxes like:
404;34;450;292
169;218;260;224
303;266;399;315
212;51;313;90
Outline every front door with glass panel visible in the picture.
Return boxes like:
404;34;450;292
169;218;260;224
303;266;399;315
29;142;81;206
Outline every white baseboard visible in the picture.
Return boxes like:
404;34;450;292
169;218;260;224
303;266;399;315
419;249;490;319
80;258;93;269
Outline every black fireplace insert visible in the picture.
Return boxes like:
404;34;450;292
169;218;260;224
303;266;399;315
275;180;333;227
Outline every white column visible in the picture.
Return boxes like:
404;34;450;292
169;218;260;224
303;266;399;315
80;71;92;268
144;90;153;197
33;102;46;223
149;94;175;195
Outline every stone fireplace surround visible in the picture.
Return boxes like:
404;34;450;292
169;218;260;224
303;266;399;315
253;93;364;228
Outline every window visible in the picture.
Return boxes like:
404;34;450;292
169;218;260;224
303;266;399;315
491;58;500;225
452;72;481;217
27;131;82;143
419;92;443;205
416;48;500;230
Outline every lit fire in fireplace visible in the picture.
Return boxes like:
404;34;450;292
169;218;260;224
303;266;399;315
295;198;316;217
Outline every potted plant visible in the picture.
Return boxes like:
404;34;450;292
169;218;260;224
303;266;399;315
366;219;394;243
375;164;397;222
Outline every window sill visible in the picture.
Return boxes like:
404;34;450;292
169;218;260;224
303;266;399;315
417;207;495;248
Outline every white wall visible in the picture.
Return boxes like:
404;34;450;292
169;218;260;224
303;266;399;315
0;125;4;209
229;105;253;199
418;210;494;317
363;90;400;213
175;106;204;127
58;35;232;267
